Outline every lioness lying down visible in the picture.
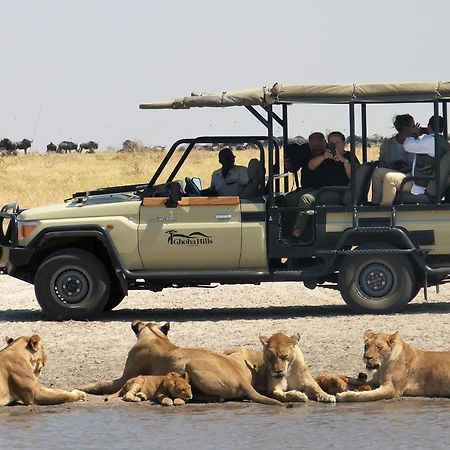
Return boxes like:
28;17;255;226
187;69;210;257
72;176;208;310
79;321;282;406
226;333;336;403
337;330;450;402
0;335;86;406
315;372;372;395
111;371;193;406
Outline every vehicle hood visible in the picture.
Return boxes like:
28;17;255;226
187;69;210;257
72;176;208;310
18;194;141;221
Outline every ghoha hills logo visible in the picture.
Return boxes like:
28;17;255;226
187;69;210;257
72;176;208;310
166;230;213;246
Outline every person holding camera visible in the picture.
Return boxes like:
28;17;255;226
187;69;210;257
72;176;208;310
378;115;450;205
287;131;356;238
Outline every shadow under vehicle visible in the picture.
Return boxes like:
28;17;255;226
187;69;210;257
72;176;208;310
2;81;450;319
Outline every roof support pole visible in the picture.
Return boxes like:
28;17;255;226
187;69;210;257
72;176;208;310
267;105;275;203
245;106;269;128
282;104;289;192
443;101;448;140
434;100;441;204
349;102;357;206
361;103;368;163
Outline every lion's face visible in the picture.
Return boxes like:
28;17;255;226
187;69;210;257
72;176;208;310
260;333;298;378
363;330;400;370
164;372;193;402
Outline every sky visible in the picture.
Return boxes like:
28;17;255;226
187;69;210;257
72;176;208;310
2;0;450;151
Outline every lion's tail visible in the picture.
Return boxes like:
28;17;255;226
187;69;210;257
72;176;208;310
78;378;125;395
241;383;282;406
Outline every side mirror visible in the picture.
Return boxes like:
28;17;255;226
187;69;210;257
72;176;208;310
192;177;202;191
165;181;182;208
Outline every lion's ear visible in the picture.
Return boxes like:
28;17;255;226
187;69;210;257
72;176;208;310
160;322;170;336
131;320;145;335
4;336;14;345
388;331;400;346
181;371;189;382
259;335;269;347
363;329;375;341
290;334;300;345
28;334;42;352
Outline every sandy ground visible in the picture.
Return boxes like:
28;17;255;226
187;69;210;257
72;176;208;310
1;274;449;409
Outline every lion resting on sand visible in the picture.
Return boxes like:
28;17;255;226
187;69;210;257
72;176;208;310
0;335;86;406
337;330;450;402
315;372;372;395
112;371;193;406
259;333;336;403
80;321;281;406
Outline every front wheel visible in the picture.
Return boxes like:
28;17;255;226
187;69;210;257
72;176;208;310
338;251;415;314
34;249;110;320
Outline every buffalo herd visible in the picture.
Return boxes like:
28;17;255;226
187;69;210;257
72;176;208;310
0;139;99;156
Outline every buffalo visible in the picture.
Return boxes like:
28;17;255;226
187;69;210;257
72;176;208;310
79;141;98;153
58;141;78;153
46;142;58;153
0;138;32;155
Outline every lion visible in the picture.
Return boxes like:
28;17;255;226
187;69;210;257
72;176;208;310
79;321;282;406
315;372;372;395
259;333;336;403
0;334;86;406
336;329;450;402
111;371;193;406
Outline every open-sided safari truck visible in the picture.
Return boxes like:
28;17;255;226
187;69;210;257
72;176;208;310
1;81;450;320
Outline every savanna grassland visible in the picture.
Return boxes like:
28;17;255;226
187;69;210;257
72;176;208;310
0;147;379;209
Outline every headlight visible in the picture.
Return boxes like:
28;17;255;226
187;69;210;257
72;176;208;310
18;221;40;239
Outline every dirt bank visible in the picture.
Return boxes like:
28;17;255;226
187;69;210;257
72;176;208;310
1;275;449;404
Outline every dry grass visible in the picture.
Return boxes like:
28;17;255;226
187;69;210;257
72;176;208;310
0;147;380;209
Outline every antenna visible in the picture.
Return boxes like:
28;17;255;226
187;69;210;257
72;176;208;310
31;106;43;142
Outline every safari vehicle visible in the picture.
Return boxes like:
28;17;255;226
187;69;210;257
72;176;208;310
1;81;450;320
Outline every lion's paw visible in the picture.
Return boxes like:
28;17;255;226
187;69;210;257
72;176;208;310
317;393;336;403
173;398;186;406
161;397;174;407
136;392;147;401
287;390;308;402
72;390;87;402
336;391;356;402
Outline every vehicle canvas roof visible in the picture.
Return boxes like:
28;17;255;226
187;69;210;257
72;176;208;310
140;81;450;109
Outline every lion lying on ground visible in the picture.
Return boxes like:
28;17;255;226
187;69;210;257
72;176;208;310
79;321;281;406
111;371;193;406
0;335;86;406
336;329;450;402
226;333;336;403
259;333;336;403
315;372;371;395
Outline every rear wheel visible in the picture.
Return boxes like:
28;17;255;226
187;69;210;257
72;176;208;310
338;248;415;314
34;249;110;320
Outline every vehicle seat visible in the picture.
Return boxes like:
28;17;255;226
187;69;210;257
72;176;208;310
316;161;377;206
240;158;263;196
395;151;450;204
342;161;378;205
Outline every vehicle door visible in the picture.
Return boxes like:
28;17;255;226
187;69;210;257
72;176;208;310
138;196;242;270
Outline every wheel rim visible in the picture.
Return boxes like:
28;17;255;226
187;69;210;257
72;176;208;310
50;267;92;306
355;261;397;300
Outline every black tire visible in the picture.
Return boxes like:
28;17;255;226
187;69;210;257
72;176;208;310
34;248;110;320
103;284;125;311
338;250;415;314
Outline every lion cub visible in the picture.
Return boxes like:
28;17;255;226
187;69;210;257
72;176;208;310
0;335;86;406
115;372;193;406
260;333;336;403
315;372;372;395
